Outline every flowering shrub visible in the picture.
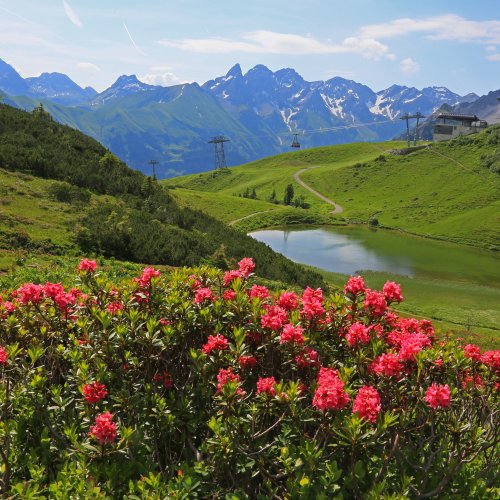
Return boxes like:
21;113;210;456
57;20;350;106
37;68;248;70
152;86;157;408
0;257;498;497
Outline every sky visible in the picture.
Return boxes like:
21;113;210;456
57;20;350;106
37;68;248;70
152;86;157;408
0;0;499;95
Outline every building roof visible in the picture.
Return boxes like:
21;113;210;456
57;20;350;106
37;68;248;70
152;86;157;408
436;113;481;122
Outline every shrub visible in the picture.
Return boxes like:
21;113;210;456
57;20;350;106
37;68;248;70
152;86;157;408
0;262;498;497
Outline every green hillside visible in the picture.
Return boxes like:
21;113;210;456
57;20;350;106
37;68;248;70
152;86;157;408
0;103;323;288
164;131;499;248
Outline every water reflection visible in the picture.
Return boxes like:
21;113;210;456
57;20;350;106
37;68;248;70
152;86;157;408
249;228;414;276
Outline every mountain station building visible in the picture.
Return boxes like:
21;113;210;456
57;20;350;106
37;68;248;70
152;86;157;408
433;113;488;142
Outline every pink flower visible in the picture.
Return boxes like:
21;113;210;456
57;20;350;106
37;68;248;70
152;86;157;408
249;284;270;299
136;267;161;288
239;355;257;369
397;333;432;361
364;289;388;317
43;282;65;299
17;283;44;305
312;368;350;411
202;334;229;354
107;301;124;314
194;287;214;304
82;381;107;403
352;386;381;423
463;344;481;362
383;281;403;304
482;350;500;371
257;376;277;397
238;257;255;277
78;259;96;273
301;287;324;319
424;383;451;409
369;353;403;377
0;346;7;365
89;412;117;445
261;305;288;330
343;276;365;296
278;291;299;311
295;347;320;369
280;324;304;345
153;370;173;389
345;322;370;346
223;290;236;301
217;367;245;396
461;370;484;390
223;270;243;287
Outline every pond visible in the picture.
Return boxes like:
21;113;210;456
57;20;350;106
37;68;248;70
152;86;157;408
249;226;500;287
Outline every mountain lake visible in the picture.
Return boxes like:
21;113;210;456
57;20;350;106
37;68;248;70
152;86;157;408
249;226;500;287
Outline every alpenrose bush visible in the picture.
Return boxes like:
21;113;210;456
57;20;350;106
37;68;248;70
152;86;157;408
0;260;498;498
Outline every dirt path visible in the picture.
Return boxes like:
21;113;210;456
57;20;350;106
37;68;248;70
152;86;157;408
228;209;278;226
293;167;344;214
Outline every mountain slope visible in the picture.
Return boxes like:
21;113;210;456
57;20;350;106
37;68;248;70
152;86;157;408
0;102;323;287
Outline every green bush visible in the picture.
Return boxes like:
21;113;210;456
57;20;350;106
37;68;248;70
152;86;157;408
0;259;498;497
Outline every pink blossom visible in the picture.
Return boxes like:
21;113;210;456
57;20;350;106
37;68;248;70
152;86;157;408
136;267;161;288
364;289;388;317
343;276;365;296
424;383;451;409
153;370;173;389
17;283;44;305
482;350;500;371
239;355;258;369
249;284;270;299
280;324;304;345
369;353;403;377
223;290;236;301
383;281;403;304
261;305;288;331
257;376;277;397
345;322;370;346
278;291;299;311
223;270;243;287
194;287;214;304
78;259;96;273
312;368;350;411
463;344;481;362
352;386;381;423
0;346;7;365
107;301;124;314
202;334;229;354
238;257;255;277
217;367;245;397
89;412;117;445
82;381;107;403
301;287;324;319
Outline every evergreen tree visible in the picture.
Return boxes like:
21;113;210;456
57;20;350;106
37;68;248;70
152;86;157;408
284;184;294;205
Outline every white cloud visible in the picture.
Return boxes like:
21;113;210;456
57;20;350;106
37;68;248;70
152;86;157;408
62;0;82;28
400;57;420;75
141;71;184;86
359;14;500;45
160;30;390;59
77;62;100;72
486;45;497;52
486;53;500;61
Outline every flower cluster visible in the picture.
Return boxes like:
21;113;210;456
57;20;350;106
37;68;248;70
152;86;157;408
280;324;304;345
89;412;117;445
256;376;277;397
217;367;245;397
424;383;451;409
312;368;350;411
345;322;370;346
0;346;7;365
82;381;108;403
343;275;366;295
301;287;324;319
153;370;173;389
202;334;229;354
78;259;97;273
352;386;381;423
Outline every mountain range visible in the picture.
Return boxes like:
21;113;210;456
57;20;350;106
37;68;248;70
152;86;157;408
0;57;491;178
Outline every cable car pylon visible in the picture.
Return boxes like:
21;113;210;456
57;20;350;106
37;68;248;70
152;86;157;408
290;133;300;148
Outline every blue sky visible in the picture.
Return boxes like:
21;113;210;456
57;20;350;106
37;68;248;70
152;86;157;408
0;0;499;94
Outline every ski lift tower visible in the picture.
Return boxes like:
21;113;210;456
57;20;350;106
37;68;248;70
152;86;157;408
208;136;230;169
